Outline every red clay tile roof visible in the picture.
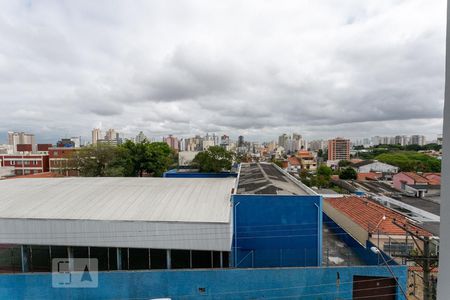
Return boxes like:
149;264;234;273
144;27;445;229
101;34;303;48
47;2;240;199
288;156;300;166
325;196;432;237
402;172;429;184
357;172;382;181
297;150;313;158
423;173;441;185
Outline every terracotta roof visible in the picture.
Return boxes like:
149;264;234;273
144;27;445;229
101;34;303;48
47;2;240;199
357;172;382;181
325;196;432;237
423;173;441;185
7;172;63;179
350;159;363;164
288;156;300;166
297;150;313;158
402;172;429;184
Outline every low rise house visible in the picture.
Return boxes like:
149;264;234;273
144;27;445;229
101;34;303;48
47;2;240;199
296;150;317;172
286;156;301;172
351;160;399;174
393;172;441;198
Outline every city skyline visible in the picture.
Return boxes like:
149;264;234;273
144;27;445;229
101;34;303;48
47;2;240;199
1;129;437;148
0;1;446;143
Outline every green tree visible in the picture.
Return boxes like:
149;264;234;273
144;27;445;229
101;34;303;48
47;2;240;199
146;142;175;176
422;143;441;151
115;141;174;177
74;141;174;177
317;164;332;178
116;140;151;176
376;151;441;172
192;146;233;172
317;149;323;158
339;167;357;180
338;160;352;168
73;144;123;177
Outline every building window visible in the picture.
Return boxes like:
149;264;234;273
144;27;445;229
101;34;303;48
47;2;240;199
212;251;221;268
28;246;51;272
0;245;22;272
50;246;68;260
89;247;109;271
72;247;89;258
108;248;118;270
383;241;414;255
120;248;129;270
150;249;167;269
128;248;149;270
192;250;212;268
171;250;191;269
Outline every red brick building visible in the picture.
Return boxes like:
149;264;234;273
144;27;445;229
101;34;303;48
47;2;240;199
327;137;350;161
49;147;79;176
0;154;49;176
16;144;33;152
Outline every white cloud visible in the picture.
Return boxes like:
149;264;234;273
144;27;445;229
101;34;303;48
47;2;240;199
0;0;445;143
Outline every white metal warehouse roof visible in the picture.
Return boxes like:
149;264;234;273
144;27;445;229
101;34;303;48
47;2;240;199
0;177;235;223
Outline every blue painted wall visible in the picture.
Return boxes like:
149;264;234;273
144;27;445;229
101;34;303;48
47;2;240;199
232;195;322;268
0;265;407;300
163;169;238;178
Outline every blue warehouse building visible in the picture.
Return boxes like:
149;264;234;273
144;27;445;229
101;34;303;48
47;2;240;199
0;163;407;299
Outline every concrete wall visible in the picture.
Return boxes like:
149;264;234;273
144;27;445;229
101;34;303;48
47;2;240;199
323;214;398;266
393;173;415;190
0;265;407;300
232;195;322;268
323;200;369;246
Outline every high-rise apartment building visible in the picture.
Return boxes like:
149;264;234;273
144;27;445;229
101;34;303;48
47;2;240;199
238;136;244;147
135;131;148;143
7;131;36;152
92;128;102;145
164;135;179;151
309;140;326;152
328;137;350;161
394;135;408;146
410;135;426;146
105;129;118;142
278;134;288;149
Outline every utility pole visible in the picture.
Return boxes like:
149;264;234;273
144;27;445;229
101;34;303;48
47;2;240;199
392;220;439;300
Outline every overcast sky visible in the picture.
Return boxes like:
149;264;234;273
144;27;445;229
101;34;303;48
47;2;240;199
0;0;446;143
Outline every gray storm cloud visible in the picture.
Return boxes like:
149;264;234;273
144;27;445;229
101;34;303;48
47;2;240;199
0;0;445;143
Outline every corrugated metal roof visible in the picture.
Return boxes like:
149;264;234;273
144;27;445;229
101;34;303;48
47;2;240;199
237;163;311;195
0;177;235;223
